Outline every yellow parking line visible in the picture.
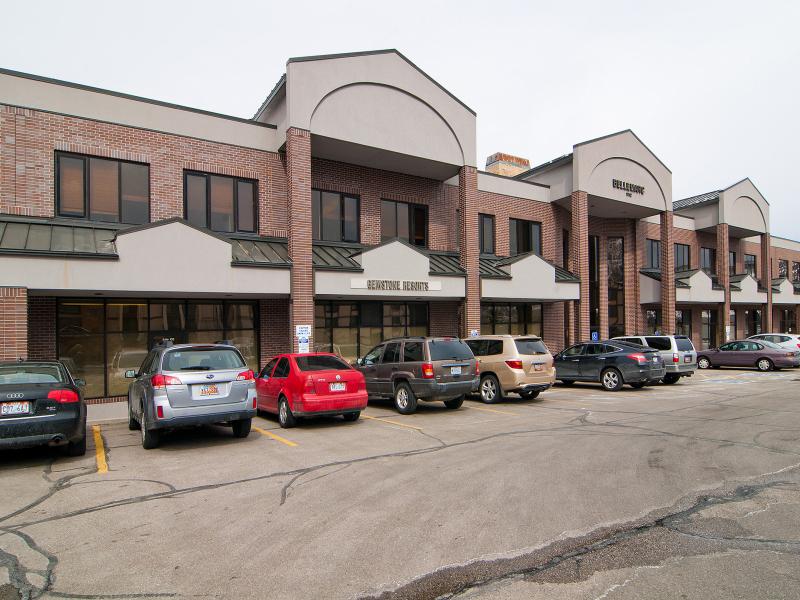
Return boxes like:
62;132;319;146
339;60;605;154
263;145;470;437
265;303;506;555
361;414;423;430
252;426;298;447
467;405;518;416
92;425;108;474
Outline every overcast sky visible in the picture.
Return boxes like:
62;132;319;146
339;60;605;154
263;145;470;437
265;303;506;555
3;1;798;239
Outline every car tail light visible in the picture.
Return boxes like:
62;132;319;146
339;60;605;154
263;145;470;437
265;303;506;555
156;405;164;419
236;370;255;381
304;376;315;394
47;389;79;403
252;397;257;409
151;374;181;389
673;353;680;363
422;363;435;379
475;361;480;375
357;377;367;392
505;360;523;370
796;343;800;349
627;353;648;365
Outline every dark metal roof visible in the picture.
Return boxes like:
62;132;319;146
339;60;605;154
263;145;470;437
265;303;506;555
673;190;720;211
478;257;512;279
639;269;691;288
230;237;291;267
312;244;362;271
479;254;580;282
0;219;117;258
427;252;465;276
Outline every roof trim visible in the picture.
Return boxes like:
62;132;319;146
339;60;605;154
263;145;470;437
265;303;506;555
514;153;573;180
0;67;277;129
114;217;233;245
722;176;770;205
284;49;476;116
252;73;287;121
477;169;550;189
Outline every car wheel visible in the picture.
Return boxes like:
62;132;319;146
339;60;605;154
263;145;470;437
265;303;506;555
630;382;646;389
342;412;360;422
479;374;502;404
278;397;297;428
757;358;773;372
662;373;681;385
140;412;160;450
66;427;87;457
444;396;464;409
128;399;140;431
560;380;575;386
393;382;417;415
697;357;711;369
519;390;540;400
601;368;623;392
232;418;252;438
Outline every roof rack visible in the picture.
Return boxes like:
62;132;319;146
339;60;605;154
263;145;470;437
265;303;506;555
214;339;235;346
152;339;174;349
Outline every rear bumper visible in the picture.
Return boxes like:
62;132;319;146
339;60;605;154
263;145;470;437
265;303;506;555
622;365;666;383
663;364;696;375
151;408;256;430
509;382;553;394
0;411;86;449
294;392;368;416
413;378;479;401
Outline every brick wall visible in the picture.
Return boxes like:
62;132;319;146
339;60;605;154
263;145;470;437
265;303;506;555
570;192;590;341
429;301;461;337
0;287;28;360
28;296;56;360
0;104;287;236
259;298;290;365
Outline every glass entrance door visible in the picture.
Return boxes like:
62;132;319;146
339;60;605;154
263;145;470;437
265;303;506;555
701;309;717;350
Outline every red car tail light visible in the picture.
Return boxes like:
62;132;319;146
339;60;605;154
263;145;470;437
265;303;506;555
422;363;435;379
47;389;79;403
252;397;257;409
475;361;480;375
151;374;181;389
505;360;523;370
156;405;164;419
236;370;255;381
673;353;680;363
304;376;315;394
627;353;648;365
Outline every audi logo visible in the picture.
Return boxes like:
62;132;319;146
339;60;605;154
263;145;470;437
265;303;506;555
5;393;24;399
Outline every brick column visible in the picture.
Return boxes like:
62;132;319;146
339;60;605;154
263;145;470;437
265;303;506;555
761;232;773;332
286;128;314;352
1;287;28;361
716;223;731;342
570;191;590;341
795;306;800;335
458;166;480;336
660;212;676;333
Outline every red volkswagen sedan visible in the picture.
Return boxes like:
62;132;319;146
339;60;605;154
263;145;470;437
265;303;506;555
255;353;367;428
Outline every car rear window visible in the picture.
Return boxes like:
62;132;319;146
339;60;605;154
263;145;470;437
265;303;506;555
644;337;673;351
515;338;548;355
162;348;245;372
675;337;695;351
761;340;782;350
295;355;352;371
0;364;64;385
428;339;474;361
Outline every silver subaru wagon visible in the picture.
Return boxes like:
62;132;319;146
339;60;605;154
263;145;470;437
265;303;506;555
126;341;256;449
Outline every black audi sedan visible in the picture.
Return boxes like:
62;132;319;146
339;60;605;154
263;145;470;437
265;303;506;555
0;361;87;455
553;341;665;391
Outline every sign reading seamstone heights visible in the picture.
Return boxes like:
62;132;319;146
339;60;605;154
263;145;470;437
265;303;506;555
612;179;645;195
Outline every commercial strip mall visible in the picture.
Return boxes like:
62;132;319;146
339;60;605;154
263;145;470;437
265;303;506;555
1;49;798;402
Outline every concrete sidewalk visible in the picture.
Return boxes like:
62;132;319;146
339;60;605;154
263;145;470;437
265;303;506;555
87;401;127;423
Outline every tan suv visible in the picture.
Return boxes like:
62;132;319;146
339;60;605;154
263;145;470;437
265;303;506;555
464;335;555;403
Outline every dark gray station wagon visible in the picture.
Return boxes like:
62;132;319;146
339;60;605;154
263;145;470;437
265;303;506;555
355;337;479;414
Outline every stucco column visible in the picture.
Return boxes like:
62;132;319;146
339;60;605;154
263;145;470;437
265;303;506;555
286;127;314;353
761;232;773;331
660;212;676;333
570;191;590;341
716;223;731;342
0;287;28;361
458;166;480;336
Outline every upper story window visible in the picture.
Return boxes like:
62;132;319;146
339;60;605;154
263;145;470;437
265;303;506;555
674;243;690;272
184;171;256;234
56;152;149;224
562;229;570;268
744;254;757;277
700;247;716;274
381;200;427;247
793;261;800;283
312;190;359;243
645;239;661;269
479;214;495;254
509;218;541;256
729;251;737;276
778;259;788;278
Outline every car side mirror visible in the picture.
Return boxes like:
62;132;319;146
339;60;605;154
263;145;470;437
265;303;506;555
74;378;86;387
124;370;136;379
356;357;363;366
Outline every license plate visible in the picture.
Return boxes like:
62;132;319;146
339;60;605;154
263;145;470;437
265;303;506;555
450;366;462;375
1;401;31;416
329;382;346;392
198;384;219;397
684;355;692;363
533;363;544;372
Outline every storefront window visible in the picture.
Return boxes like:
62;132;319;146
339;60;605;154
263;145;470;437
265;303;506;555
745;308;762;337
106;301;148;396
645;309;661;335
58;301;105;398
608;237;625;338
701;309;717;350
675;309;691;337
588;235;600;334
780;308;795;333
480;303;543;336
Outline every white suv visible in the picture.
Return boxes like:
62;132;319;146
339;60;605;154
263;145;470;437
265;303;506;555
612;335;696;384
748;333;800;355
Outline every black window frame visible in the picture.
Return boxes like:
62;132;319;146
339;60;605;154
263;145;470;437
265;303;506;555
700;247;716;275
645;238;661;269
793;262;800;283
729;251;737;276
55;151;151;225
479;213;495;255
674;243;691;272
744;254;757;277
183;170;258;234
381;199;428;247
312;188;361;243
509;218;542;256
778;259;788;279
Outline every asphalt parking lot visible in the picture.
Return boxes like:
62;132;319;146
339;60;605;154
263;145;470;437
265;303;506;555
2;368;800;600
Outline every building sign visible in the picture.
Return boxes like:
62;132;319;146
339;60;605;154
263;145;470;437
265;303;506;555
612;179;645;196
350;279;442;292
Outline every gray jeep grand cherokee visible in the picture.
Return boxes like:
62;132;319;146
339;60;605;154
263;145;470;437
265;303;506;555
355;337;479;414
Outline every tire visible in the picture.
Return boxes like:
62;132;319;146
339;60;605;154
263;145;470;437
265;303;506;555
140;412;160;450
232;418;252;438
560;380;575;386
128;399;140;431
601;368;624;392
479;374;502;404
630;382;646;389
757;358;773;372
342;411;360;422
393;382;417;415
444;396;464;409
697;357;711;369
662;373;681;385
278;397;297;428
66;428;87;457
519;390;540;400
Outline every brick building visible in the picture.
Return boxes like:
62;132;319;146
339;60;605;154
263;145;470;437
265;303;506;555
1;49;798;403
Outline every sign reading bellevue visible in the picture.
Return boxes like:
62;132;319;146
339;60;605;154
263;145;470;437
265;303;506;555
612;179;645;195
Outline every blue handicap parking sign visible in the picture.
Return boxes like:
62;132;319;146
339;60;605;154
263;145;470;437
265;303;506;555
591;331;599;342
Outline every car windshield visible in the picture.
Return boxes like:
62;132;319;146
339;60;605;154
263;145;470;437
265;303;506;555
675;338;695;351
0;364;64;385
295;355;352;372
515;338;548;355
162;348;245;371
428;339;474;361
